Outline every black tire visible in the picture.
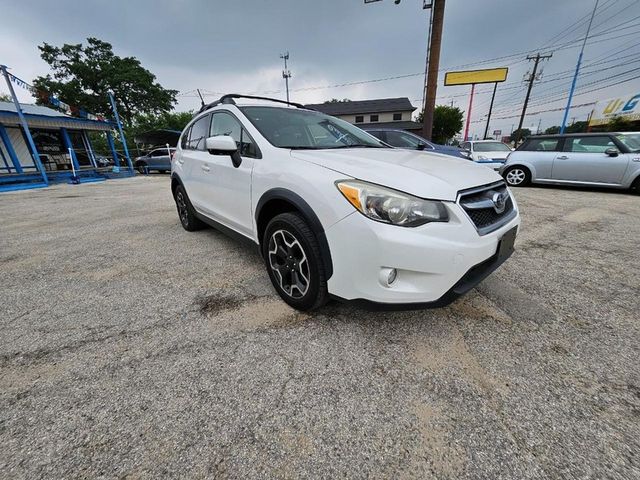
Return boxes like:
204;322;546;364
137;162;147;174
631;177;640;195
159;170;168;174
503;165;531;187
174;185;205;231
263;212;328;311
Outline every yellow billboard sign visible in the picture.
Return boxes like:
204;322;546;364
444;68;509;86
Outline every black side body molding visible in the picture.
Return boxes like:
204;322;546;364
194;212;260;251
256;188;334;280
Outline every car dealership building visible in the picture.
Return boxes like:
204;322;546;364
0;101;133;192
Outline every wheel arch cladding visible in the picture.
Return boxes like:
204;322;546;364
256;188;334;279
171;174;183;196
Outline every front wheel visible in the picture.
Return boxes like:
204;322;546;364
503;166;531;187
137;162;147;174
174;185;205;231
263;212;328;311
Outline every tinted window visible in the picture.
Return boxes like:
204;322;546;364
355;115;364;123
368;131;385;141
385;131;430;149
210;111;258;158
393;113;402;121
521;138;560;152
240;106;384;149
564;136;616;153
187;115;210;150
474;142;511;152
370;114;379;122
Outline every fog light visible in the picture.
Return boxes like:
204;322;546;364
379;267;398;287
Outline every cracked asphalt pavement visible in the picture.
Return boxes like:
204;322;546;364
1;176;639;479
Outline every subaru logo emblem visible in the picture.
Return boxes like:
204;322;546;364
492;192;507;214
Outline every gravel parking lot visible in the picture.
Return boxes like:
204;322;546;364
1;175;639;479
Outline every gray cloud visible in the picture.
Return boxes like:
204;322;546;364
1;0;639;137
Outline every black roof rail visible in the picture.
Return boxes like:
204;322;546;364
198;94;308;113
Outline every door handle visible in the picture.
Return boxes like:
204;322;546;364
556;155;569;160
201;164;210;172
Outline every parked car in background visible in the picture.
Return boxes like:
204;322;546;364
500;133;640;193
134;147;175;174
172;94;520;311
460;140;513;170
364;128;466;159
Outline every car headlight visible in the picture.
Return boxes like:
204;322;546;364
336;180;449;227
477;155;489;160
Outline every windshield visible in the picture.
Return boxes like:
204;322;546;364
240;106;385;149
616;133;640;152
474;142;511;152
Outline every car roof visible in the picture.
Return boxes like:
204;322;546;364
525;132;622;139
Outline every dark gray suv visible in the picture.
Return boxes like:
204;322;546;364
501;132;640;193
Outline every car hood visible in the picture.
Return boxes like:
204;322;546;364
291;148;502;201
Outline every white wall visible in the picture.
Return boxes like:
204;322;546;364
6;127;34;168
337;111;412;124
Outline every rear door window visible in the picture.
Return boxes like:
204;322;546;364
521;138;560;151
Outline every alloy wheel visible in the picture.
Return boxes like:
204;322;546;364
268;229;310;298
506;168;526;185
176;191;189;226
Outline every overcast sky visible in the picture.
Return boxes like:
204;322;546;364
2;0;639;138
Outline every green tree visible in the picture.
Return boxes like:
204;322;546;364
565;121;588;133
416;105;464;144
511;128;531;145
606;116;635;132
544;125;560;134
32;37;177;126
0;92;11;102
324;98;351;103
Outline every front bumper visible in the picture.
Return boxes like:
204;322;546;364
476;159;505;171
324;201;520;306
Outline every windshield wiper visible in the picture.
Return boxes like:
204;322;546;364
329;144;383;149
281;146;320;150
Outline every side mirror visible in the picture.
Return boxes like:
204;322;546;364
206;135;242;167
605;147;619;157
416;143;427;151
461;149;471;159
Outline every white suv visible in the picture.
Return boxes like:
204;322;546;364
171;95;520;310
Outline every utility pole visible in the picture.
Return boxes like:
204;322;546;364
363;0;444;140
422;0;445;141
516;52;552;144
560;0;599;133
482;82;498;139
280;52;292;104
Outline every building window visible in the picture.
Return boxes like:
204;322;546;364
370;114;379;122
355;115;364;123
393;113;402;121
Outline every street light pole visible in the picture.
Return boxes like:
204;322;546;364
560;0;599;134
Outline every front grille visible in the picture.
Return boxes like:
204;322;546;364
458;181;516;235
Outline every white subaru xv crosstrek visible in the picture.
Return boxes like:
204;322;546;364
171;94;520;311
